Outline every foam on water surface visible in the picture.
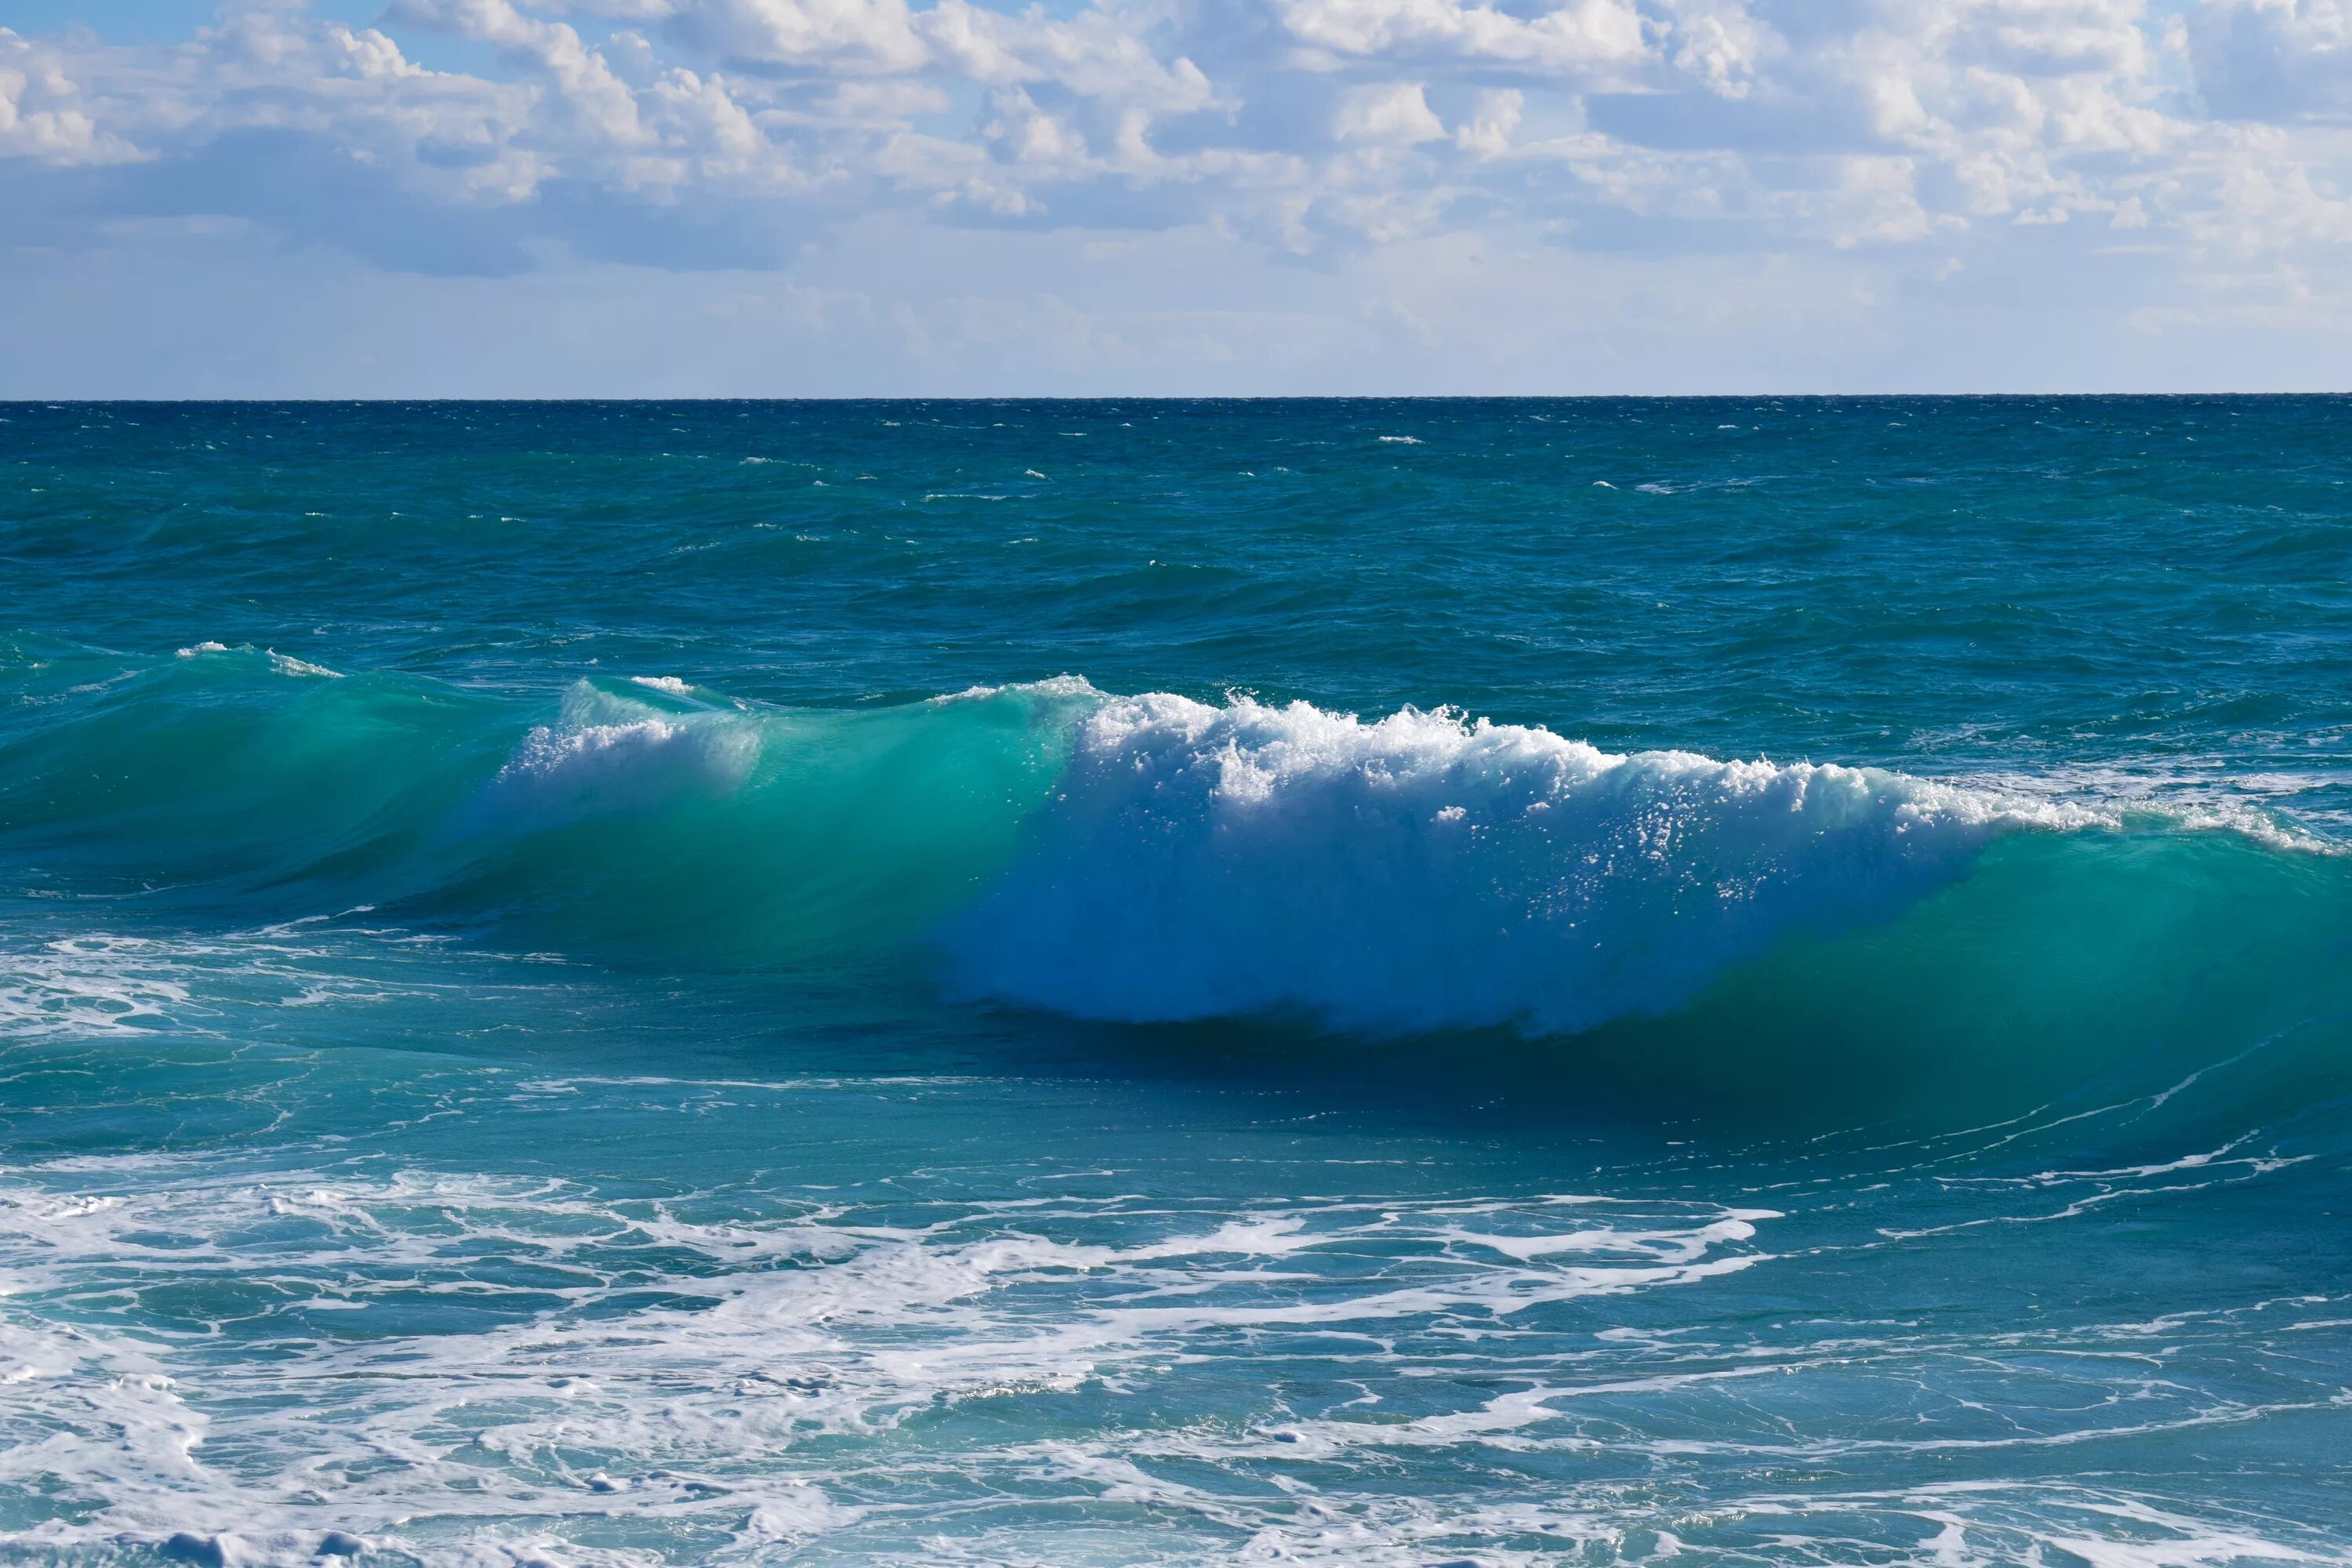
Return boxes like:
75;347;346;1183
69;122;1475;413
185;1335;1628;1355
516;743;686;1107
0;1053;2343;1568
946;691;2118;1033
3;398;2350;1566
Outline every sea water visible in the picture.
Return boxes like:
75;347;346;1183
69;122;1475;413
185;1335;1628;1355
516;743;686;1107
2;397;2349;1566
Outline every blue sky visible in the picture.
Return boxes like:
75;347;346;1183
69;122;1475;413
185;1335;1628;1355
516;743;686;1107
3;0;2349;395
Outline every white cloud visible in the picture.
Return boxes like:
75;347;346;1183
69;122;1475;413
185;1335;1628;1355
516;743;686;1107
0;31;141;164
1454;87;1523;154
3;0;2352;386
1275;0;1647;70
666;0;931;72
390;0;652;152
1659;2;1769;98
1334;82;1445;143
2191;0;2352;121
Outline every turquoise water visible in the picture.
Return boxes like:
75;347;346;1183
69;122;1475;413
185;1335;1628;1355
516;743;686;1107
2;397;2350;1566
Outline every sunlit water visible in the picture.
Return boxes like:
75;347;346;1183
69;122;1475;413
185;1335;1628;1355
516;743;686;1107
2;398;2350;1566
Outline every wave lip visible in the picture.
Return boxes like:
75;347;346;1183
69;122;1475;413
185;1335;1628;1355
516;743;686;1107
944;693;2106;1036
483;682;760;826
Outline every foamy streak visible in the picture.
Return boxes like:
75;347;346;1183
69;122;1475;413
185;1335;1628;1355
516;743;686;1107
0;933;426;1040
486;681;758;825
4;1146;2332;1567
948;693;2106;1035
0;1156;1766;1564
169;641;343;678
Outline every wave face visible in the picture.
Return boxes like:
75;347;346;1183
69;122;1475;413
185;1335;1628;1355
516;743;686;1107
6;653;2348;1091
0;652;1076;964
944;691;2107;1033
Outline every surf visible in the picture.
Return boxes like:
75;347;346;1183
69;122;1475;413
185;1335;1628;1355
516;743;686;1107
4;642;2348;1131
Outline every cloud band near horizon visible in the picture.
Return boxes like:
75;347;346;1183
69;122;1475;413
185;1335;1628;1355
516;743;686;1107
5;0;2352;394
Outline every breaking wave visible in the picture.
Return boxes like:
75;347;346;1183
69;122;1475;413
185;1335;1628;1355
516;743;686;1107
943;690;2107;1034
3;649;2348;1061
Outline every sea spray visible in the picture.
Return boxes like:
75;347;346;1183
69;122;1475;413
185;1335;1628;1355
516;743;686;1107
5;655;2342;1036
943;692;2110;1033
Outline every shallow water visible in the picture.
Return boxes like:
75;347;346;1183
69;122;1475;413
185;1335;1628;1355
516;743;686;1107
2;397;2350;1566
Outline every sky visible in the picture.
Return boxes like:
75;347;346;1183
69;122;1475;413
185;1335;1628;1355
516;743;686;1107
2;0;2350;395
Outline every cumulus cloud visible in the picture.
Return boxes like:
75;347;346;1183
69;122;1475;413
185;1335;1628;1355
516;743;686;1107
1334;82;1445;143
1454;86;1522;154
2191;0;2352;122
1276;0;1647;70
3;0;2352;380
0;32;141;164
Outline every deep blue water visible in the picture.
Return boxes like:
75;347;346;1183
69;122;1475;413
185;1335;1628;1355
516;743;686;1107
2;397;2350;1567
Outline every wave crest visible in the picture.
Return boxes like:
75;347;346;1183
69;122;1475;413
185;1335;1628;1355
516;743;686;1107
946;694;2104;1034
486;683;760;826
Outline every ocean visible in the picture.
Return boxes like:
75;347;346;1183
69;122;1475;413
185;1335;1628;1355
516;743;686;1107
2;397;2349;1567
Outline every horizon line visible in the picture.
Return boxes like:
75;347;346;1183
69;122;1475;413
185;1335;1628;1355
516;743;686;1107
6;391;2350;405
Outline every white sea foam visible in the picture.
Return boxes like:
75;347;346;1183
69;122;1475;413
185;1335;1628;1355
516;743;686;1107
946;693;2107;1034
488;681;759;824
0;940;193;1036
168;642;343;680
2;1141;2330;1566
1969;761;2346;855
266;650;343;679
0;933;423;1040
0;1153;1774;1565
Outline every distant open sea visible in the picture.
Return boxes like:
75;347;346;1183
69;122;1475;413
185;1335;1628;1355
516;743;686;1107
2;397;2350;1567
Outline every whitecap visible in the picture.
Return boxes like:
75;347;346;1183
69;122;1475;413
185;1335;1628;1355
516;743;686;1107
485;682;759;826
945;692;2106;1035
